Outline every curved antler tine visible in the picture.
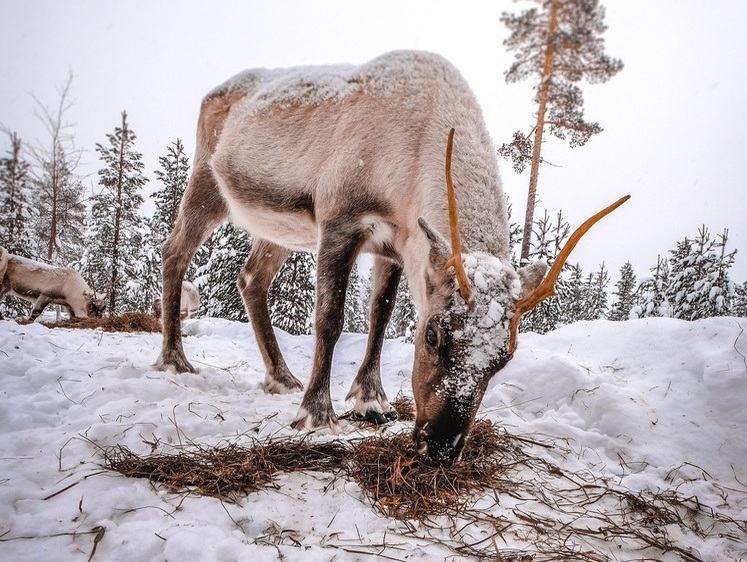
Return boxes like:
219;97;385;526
508;194;631;354
443;128;474;308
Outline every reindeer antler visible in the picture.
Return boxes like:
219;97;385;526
444;128;474;309
507;195;631;355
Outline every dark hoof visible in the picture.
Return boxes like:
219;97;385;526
353;408;398;426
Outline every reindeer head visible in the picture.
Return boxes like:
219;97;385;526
411;128;630;466
86;293;107;318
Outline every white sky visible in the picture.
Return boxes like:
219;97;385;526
2;0;746;283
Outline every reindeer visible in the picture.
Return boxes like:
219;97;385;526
153;281;200;320
0;247;106;321
156;51;629;465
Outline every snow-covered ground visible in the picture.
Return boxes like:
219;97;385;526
1;316;746;561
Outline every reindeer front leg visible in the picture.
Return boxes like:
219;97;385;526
346;257;401;424
292;221;364;432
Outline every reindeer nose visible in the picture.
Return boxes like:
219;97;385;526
412;426;463;467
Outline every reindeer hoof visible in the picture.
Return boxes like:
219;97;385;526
291;405;341;433
263;371;304;394
352;408;398;426
155;350;196;374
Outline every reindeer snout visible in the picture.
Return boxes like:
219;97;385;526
413;425;464;467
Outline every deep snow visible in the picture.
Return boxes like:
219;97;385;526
1;316;746;561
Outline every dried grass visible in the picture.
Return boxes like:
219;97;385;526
44;312;161;333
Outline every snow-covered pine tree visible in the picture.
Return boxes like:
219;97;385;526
199;223;251;321
520;209;568;333
609;261;637;320
559;262;586;324
586;262;610;320
630;255;671;319
344;262;370;333
667;226;736;320
31;155;87;265
126;217;162;314
145;138;202;309
268;251;315;335
733;281;747;317
79;111;147;314
0;132;35;255
151;139;189;246
0;132;36;318
387;276;417;342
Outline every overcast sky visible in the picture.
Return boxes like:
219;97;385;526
2;1;746;283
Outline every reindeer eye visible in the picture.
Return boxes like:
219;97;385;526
426;327;438;347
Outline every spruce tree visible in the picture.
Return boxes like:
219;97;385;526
268;251;316;335
583;262;609;321
0;132;34;255
667;226;736;320
631;256;671;319
79;111;147;314
387;276;417;342
559;262;586;324
733;282;747;317
520;209;568;333
609;261;637;320
344;262;370;333
151;139;189;246
199;223;251;321
499;0;623;261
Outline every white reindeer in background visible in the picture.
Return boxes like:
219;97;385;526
0;247;106;321
155;50;629;464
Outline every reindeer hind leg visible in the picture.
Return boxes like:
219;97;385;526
237;239;303;393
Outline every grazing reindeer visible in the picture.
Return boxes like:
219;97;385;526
0;247;106;321
153;281;200;320
156;51;629;464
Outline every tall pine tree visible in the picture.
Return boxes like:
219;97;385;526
79;111;147;314
499;0;623;261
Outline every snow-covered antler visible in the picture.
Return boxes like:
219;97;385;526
443;128;474;309
508;195;631;354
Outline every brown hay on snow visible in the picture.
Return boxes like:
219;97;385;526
45;312;162;333
104;418;514;519
348;419;516;519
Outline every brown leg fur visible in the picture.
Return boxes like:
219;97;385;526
292;220;366;431
346;257;401;423
237;239;303;393
156;166;228;373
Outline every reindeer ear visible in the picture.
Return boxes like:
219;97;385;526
516;262;549;300
418;217;449;267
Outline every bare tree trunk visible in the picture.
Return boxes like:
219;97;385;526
520;0;559;263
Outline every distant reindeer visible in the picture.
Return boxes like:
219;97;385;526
156;50;628;465
153;281;200;320
0;247;106;321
